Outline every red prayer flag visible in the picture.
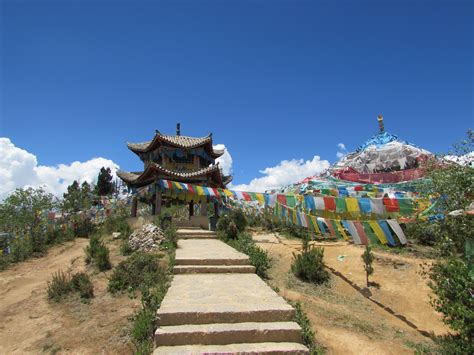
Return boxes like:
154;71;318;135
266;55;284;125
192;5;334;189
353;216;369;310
323;196;336;211
277;194;287;205
212;188;220;197
242;192;252;201
383;197;400;212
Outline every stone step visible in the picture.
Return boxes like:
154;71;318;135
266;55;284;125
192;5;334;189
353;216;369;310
175;239;249;266
153;342;309;355
155;321;303;346
178;234;217;240
157;274;295;326
173;265;256;274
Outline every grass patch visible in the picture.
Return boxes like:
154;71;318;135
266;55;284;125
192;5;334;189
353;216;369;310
289;301;326;354
224;232;271;278
108;252;166;294
47;270;94;302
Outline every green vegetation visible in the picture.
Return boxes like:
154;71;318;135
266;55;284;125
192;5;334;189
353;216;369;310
84;233;111;271
291;235;330;284
47;270;94;302
290;301;325;354
217;210;271;278
96;167;115;196
411;130;474;353
70;272;94;299
361;245;375;287
62;180;93;212
107;252;166;294
107;249;171;353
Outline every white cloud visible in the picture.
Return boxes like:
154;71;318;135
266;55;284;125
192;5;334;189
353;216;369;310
0;137;119;200
336;142;347;159
232;156;330;192
214;144;233;176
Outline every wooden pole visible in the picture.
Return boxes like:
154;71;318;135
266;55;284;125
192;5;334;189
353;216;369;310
189;201;194;218
131;196;138;217
155;192;162;216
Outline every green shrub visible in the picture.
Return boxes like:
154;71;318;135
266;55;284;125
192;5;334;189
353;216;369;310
108;252;166;294
84;233;111;271
96;244;111;271
291;238;329;284
74;218;95;238
120;239;133;256
132;308;155;344
290;301;325;354
427;258;473;354
47;270;73;302
70;272;94;299
163;224;178;249
226;233;271;278
9;235;33;263
217;209;248;240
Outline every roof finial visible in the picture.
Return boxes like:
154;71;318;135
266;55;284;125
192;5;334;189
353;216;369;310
377;114;384;133
176;123;181;136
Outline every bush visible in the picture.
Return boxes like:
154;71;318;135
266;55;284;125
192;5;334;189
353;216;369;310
84;233;111;271
162;224;178;249
74;218;95;238
70;272;94;299
120;239;133;256
226;233;271;278
217;209;248;239
427;258;473;354
47;270;73;302
291;237;330;284
290;301;325;354
108;252;167;294
96;244;111;271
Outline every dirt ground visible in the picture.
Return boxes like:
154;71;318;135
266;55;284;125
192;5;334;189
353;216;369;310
253;231;449;354
0;237;139;355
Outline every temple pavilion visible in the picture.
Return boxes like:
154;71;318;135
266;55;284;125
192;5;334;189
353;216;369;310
117;124;232;218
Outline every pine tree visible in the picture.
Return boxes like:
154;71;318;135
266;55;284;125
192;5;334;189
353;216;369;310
96;167;114;196
361;245;375;287
63;180;82;212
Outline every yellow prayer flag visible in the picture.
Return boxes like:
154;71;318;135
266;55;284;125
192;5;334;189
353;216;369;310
368;221;388;244
256;193;265;205
335;220;350;241
223;189;233;197
346;197;359;213
196;186;205;196
310;215;320;235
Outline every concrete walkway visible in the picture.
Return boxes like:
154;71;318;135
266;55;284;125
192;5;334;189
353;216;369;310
154;228;309;354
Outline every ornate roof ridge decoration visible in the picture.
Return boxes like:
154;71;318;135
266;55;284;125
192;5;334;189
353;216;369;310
117;163;225;186
126;131;224;158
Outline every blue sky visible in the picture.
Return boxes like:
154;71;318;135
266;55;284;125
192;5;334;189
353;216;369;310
1;0;472;195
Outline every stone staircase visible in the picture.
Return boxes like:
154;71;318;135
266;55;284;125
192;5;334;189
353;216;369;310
154;228;309;354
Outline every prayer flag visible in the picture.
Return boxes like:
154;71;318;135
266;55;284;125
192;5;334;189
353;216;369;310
346;197;360;214
323;197;336;211
368;221;388;244
335;197;347;213
378;220;397;246
386;220;408;245
353;221;369;245
383;198;399;212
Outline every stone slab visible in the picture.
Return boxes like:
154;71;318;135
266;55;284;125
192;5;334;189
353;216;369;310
175;239;249;265
155;321;302;346
157;274;294;326
173;265;256;274
153;342;309;355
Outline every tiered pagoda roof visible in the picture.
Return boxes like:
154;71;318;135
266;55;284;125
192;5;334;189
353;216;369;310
117;126;231;189
127;131;224;158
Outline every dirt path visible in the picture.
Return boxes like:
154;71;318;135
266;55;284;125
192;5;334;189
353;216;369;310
0;238;139;355
253;232;448;354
